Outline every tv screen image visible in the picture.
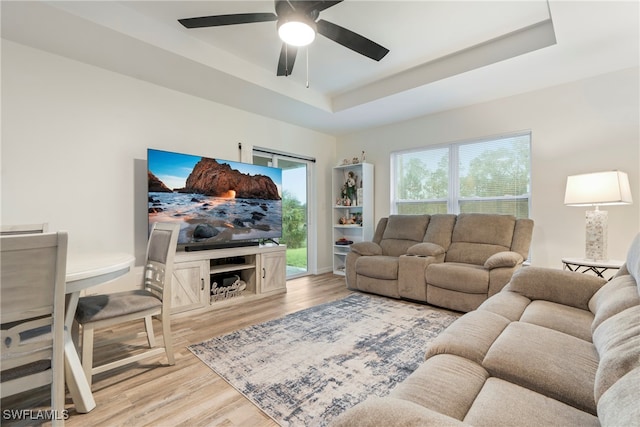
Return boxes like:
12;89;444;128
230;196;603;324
148;148;282;249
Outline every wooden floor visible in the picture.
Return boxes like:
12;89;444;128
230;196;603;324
2;273;352;427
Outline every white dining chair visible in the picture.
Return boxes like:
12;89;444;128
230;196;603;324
1;223;48;235
1;231;68;426
73;222;179;386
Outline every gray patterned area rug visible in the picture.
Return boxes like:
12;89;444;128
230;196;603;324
188;293;459;427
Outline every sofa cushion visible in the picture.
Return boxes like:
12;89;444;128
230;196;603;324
427;286;487;313
446;242;512;265
355;275;400;298
446;214;516;265
378;215;430;257
451;213;516;247
350;241;382;256
425;310;510;365
355;255;398;280
371;217;388;244
626;232;640;283
463;378;600;427
380;239;423;258
510;218;535;259
406;242;445;257
423;214;457;250
589;274;640;331
427;263;489;294
391;354;488;421
382;215;430;242
519;300;594;342
484;251;523;269
477;290;531;322
509;266;606;311
483;322;598;414
331;397;471;427
597;367;640;427
592;305;640;401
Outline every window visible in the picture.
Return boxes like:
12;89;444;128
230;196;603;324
391;132;531;218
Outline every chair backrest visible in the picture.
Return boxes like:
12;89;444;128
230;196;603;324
0;231;67;403
378;215;430;257
144;223;180;303
445;213;533;265
1;223;48;235
423;214;458;250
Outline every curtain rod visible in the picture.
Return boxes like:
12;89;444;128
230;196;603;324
253;147;316;163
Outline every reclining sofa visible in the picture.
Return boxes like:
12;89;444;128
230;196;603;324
333;233;640;427
346;213;534;312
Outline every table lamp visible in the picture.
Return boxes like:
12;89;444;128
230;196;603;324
564;170;632;261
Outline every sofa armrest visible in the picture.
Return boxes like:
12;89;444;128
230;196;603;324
407;242;445;257
350;241;382;256
484;251;523;269
508;266;606;310
330;397;470;427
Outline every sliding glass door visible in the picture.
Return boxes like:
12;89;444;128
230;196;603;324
253;151;311;279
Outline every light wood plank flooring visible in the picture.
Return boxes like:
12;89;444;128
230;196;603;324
2;273;352;427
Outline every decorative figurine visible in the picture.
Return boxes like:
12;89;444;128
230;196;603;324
344;171;357;205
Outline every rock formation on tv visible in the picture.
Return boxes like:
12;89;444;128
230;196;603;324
148;171;173;193
181;158;281;200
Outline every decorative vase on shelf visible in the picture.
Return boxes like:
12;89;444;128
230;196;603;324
357;188;363;207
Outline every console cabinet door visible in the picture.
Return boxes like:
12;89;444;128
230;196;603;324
259;251;286;294
171;260;208;313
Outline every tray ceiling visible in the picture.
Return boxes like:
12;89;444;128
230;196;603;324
1;1;638;135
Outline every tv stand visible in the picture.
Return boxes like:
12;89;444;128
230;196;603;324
170;244;286;314
185;240;259;252
259;238;280;246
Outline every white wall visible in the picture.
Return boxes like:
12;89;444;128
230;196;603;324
336;68;640;268
1;40;337;287
3;40;638;280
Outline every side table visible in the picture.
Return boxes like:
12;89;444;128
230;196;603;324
561;257;624;281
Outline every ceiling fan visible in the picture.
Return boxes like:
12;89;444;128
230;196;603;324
178;0;389;77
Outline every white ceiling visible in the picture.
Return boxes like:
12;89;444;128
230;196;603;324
2;1;638;135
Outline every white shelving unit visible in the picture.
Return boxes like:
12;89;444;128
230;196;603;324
332;162;374;275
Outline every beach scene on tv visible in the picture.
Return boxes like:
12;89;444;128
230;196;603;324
148;149;282;246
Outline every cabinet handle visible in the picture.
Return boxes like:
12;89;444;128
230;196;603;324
201;278;205;291
262;268;266;279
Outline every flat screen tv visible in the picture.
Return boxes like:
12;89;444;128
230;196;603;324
147;148;282;250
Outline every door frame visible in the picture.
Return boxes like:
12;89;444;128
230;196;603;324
252;148;316;278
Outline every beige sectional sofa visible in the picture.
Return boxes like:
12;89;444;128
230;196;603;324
346;213;534;312
333;233;640;427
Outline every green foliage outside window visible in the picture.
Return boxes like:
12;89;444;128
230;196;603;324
394;134;530;218
280;190;307;249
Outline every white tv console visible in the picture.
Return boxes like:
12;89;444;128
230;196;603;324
170;244;286;314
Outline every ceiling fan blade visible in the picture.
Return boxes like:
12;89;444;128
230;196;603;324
178;13;277;29
316;19;389;61
277;44;298;76
297;1;344;13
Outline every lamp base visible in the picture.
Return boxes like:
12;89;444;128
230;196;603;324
585;209;607;261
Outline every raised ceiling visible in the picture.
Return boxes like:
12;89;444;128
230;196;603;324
2;1;638;135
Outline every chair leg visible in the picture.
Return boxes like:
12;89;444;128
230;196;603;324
161;311;175;365
80;324;95;387
51;376;65;427
144;316;156;348
71;319;81;351
51;337;65;427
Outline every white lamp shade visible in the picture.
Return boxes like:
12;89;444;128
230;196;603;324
278;20;316;47
564;171;633;206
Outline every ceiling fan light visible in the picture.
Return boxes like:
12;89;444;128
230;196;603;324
278;19;316;46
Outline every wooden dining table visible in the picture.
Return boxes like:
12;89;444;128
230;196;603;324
64;252;136;413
